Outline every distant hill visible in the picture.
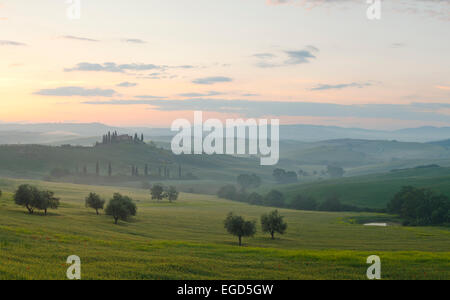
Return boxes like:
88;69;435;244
264;166;450;209
1;122;450;144
429;139;450;149
279;139;450;173
0;143;267;185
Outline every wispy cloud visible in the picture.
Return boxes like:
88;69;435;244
178;91;224;97
82;98;450;122
192;77;233;85
60;35;99;42
310;82;373;91
65;62;165;73
0;40;27;46
266;0;450;21
123;38;146;44
135;95;167;99
117;82;138;88
35;86;116;97
254;46;319;68
285;50;317;65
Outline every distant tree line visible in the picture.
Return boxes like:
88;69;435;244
50;163;190;181
387;186;449;226
100;131;144;145
273;166;345;184
217;174;377;213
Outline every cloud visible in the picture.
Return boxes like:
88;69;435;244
65;62;165;73
64;62;198;75
178;91;224;97
35;86;116;97
60;35;99;42
0;40;27;46
117;82;138;87
192;77;233;85
266;0;450;21
253;53;276;59
391;43;406;48
310;82;373;91
254;46;319;68
135;95;167;99
82;98;450;122
285;50;317;65
124;38;146;44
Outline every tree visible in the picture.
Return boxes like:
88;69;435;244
387;186;450;226
144;164;149;176
247;192;264;206
14;184;38;214
0;189;2;198
237;174;261;192
327;165;345;178
264;190;285;207
290;195;318;211
96;161;100;176
35;190;60;215
151;184;165;201
272;169;298;184
14;185;59;215
319;195;342;212
217;185;238;200
85;193;105;215
165;186;179;203
105;193;137;224
224;213;256;246
261;210;287;239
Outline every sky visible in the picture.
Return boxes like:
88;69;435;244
0;0;449;129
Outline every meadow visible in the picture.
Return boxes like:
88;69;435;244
0;177;449;280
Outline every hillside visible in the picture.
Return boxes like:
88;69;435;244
0;177;448;279
267;166;450;209
0;143;269;189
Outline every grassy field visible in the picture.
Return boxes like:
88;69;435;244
0;177;449;280
266;166;450;209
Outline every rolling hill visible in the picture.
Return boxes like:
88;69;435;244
0;177;448;279
267;166;450;209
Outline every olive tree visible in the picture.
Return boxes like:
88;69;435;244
261;210;287;239
165;186;179;203
151;184;165;201
14;185;59;215
105;193;137;224
85;192;105;215
35;190;60;215
224;213;256;246
14;184;38;214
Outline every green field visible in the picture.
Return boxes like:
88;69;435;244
268;166;450;209
0;177;449;280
